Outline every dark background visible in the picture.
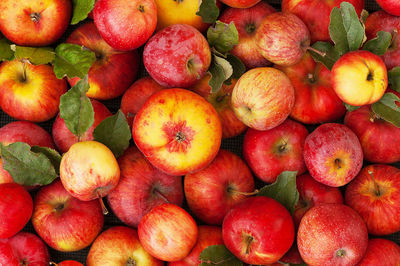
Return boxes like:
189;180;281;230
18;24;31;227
4;0;397;264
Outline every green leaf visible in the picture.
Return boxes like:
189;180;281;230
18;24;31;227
13;46;55;65
0;142;58;186
196;0;219;24
71;0;95;25
344;102;361;112
208;55;233;93
59;76;95;137
257;171;299;214
53;43;96;79
226;54;245;80
207;21;239;55
309;42;340;70
388;67;400;92
31;146;62;175
371;92;400;128
363;31;392;56
0;37;13;61
199;245;243;266
93;110;131;158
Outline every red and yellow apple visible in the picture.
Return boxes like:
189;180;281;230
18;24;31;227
219;0;260;9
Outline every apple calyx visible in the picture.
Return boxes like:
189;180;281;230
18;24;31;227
126;257;136;266
54;203;65;212
336;249;346;257
334;158;342;169
245;23;256;34
30;12;41;23
368;170;382;197
307;73;316;84
137;5;145;13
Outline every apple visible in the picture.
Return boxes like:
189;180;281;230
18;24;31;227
276;52;346;124
297;204;368;265
357;238;400;265
66;22;139;100
282;0;364;42
0;0;71;46
0;183;33;239
107;146;183;228
376;0;400;16
143;24;211;88
133;88;221;176
0;60;68;122
303;123;363;187
219;2;276;69
331;50;388;106
87;226;163;266
0;232;50;265
255;12;312;66
120;76;165;129
52;99;112;153
93;0;157;51
279;243;304;265
231;67;295;131
168;226;223;266
243;119;308;183
138;203;198;262
32;179;104;252
190;75;247;138
219;0;260;9
222;196;295;265
345;164;400;236
184;149;255;225
51;261;83;266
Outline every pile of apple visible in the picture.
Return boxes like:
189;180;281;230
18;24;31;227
0;0;400;265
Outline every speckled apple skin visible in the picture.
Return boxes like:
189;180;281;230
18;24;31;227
357;238;400;265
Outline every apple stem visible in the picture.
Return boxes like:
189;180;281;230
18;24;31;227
390;30;398;48
306;46;327;57
97;192;109;215
245;235;254;255
228;188;259;196
49;263;58;266
368;170;381;196
153;188;170;203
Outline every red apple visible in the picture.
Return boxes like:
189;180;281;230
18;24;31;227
279;243;304;265
0;183;33;239
219;0;261;8
0;0;71;46
52;261;83;266
345;164;400;236
107;146;183;228
120;76;165;129
143;24;211;88
376;0;400;16
32;180;104;252
52;99;112;153
222;196;295;265
168;226;223;266
0;60;68;122
303;123;363;187
255;12;311;66
66;22;139;100
276;52;346;124
93;0;157;51
297;204;368;265
231;67;295;131
184;149;255;225
219;2;276;69
282;0;364;42
357;238;400;265
138;203;198;262
243;119;308;183
0;232;50;265
87;226;163;266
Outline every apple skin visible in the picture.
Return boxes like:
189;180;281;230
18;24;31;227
87;226;163;266
138;203;198;262
357;238;400;265
143;24;211;88
60;141;120;201
243;119;308;183
52;99;112;153
231;67;295;131
282;0;364;42
190;75;247;139
0;183;33;239
345;164;400;236
255;12;310;66
365;11;400;70
0;60;68;122
303;123;363;187
331;50;388;106
66;22;139;100
133;88;221;176
276;52;346;124
0;0;71;46
120;76;165;129
93;0;157;51
219;0;260;9
222;196;295;265
297;204;368;266
184;149;255;225
219;2;276;69
0;232;50;265
107;146;183;228
168;226;223;266
56;261;84;266
32;179;104;252
376;0;400;16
